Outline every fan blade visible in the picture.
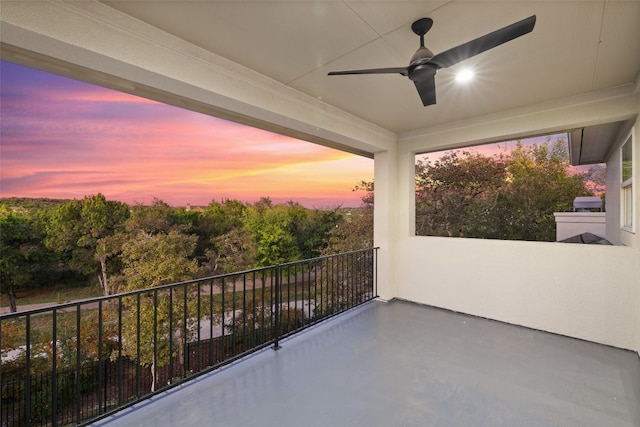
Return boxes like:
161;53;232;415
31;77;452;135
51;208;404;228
414;70;437;106
430;15;536;68
328;67;408;76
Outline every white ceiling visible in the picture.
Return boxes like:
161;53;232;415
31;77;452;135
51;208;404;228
99;1;640;136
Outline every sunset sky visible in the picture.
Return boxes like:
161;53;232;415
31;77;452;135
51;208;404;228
0;60;373;208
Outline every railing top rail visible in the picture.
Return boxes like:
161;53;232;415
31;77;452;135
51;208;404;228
0;248;379;320
277;247;379;268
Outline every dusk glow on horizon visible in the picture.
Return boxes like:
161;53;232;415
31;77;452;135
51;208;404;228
0;61;373;208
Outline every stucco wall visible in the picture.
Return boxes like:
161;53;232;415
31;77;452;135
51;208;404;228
634;108;640;357
394;236;639;351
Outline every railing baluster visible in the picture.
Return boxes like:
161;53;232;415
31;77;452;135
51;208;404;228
351;252;356;305
320;258;324;318
195;283;200;373
337;254;341;310
220;277;225;360
242;273;246;351
51;308;58;427
356;253;361;304
169;287;174;384
294;262;298;327
261;270;267;343
285;265;290;331
208;280;214;367
269;270;273;341
0;319;3;425
117;297;123;406
151;290;157;394
231;275;236;356
375;248;378;297
220;277;227;360
25;314;31;426
76;304;82;424
307;260;312;321
252;271;257;347
331;255;336;314
182;284;188;379
136;293;141;398
273;265;281;350
98;300;105;415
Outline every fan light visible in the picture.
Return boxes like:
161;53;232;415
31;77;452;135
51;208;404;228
456;68;475;83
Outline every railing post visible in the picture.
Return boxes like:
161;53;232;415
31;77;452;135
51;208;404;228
272;265;281;350
374;247;379;298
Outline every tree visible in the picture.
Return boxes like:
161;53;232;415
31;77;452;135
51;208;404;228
46;194;129;295
289;203;343;259
195;199;249;264
414;138;594;241
119;229;199;392
415;151;507;238
585;164;606;198
203;199;246;236
324;181;374;253
120;230;198;290
201;228;258;275
126;198;178;235
493;139;591;241
0;206;53;311
242;200;302;267
313;181;375;318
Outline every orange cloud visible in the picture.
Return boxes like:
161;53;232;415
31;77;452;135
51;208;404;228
0;60;372;207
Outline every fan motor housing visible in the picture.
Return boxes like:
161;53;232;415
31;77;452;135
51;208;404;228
410;47;434;64
408;63;436;82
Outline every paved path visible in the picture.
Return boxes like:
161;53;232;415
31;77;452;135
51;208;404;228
0;301;65;315
1;271;317;316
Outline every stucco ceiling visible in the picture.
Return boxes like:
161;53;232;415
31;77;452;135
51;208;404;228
99;1;640;136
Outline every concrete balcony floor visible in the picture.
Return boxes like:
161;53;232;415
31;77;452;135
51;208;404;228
92;300;640;427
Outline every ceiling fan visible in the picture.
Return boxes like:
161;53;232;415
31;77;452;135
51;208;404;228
328;15;536;107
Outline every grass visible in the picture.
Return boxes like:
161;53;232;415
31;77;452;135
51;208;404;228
0;278;310;312
0;283;103;310
1;281;314;351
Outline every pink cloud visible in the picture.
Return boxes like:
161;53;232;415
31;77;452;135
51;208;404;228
0;61;372;207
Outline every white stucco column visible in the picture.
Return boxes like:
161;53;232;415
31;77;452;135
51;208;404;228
374;148;399;301
634;91;640;355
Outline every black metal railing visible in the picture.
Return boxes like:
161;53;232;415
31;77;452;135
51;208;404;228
0;248;378;426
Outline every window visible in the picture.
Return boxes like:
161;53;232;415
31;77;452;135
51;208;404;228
621;133;634;231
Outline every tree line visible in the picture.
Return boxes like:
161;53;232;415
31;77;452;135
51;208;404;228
1;193;373;312
415;138;604;241
1;137;603;312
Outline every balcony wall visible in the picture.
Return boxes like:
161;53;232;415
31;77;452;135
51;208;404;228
394;236;639;351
